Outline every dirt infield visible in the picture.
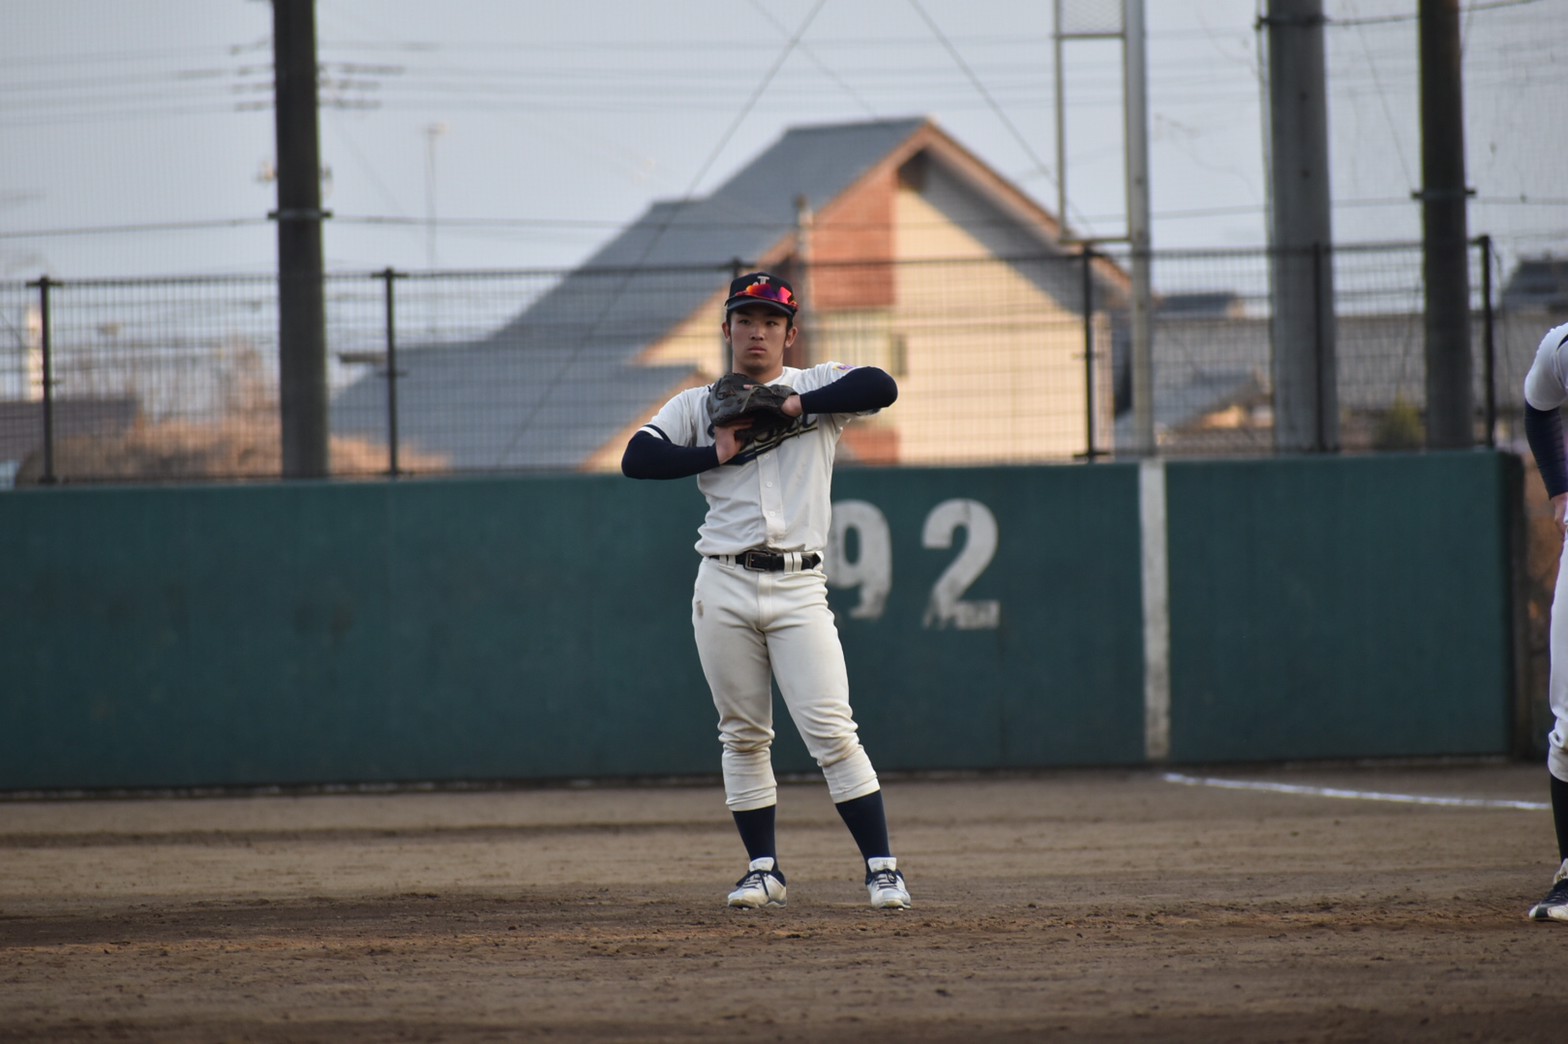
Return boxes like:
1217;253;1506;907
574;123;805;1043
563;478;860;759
2;761;1565;1043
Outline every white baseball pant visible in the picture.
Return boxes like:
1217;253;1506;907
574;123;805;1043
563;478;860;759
691;557;881;811
1549;533;1568;784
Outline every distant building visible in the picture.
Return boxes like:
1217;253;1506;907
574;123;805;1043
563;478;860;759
0;397;139;485
1502;257;1568;313
1157;291;1246;319
332;117;1132;472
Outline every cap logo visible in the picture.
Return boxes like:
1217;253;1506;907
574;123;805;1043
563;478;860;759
726;271;797;315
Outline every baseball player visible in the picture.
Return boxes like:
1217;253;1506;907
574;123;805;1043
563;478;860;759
1521;318;1568;922
621;271;912;910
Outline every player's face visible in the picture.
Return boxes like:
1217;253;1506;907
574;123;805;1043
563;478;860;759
723;305;797;381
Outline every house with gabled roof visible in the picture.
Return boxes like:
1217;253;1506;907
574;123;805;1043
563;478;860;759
331;116;1131;474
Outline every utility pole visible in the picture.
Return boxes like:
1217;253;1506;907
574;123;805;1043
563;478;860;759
271;0;330;478
1418;0;1472;449
1123;0;1153;458
1265;0;1337;453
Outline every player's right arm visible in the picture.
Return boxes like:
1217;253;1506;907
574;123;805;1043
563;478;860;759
621;426;750;477
621;431;718;478
621;387;749;478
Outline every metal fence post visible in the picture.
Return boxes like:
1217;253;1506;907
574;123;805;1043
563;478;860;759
28;274;57;485
1312;242;1326;452
1478;235;1496;449
380;267;403;477
1081;247;1099;460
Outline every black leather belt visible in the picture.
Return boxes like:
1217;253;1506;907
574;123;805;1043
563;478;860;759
711;549;822;572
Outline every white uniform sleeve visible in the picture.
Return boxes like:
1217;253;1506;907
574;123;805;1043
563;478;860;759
1524;322;1568;411
639;387;710;447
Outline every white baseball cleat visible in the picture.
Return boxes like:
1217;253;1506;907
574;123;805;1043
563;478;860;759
866;856;912;909
1527;857;1568;922
728;857;787;908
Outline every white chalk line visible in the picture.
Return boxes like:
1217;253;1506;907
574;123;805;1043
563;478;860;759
1162;772;1548;811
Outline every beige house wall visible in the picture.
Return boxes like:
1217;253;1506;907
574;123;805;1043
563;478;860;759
612;151;1120;468
638;291;729;377
878;187;1109;464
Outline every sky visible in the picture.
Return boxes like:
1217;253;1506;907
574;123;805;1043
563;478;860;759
1;0;1564;287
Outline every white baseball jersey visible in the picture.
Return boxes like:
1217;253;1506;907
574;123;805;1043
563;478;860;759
1524;321;1568;787
638;363;880;557
1524;321;1568;411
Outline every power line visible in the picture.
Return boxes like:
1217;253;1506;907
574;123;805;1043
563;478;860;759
1326;0;1547;27
0;218;269;240
8;189;1563;246
492;0;829;459
905;0;1057;194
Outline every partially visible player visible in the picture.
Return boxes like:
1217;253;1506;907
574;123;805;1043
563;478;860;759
620;271;911;910
1521;318;1568;922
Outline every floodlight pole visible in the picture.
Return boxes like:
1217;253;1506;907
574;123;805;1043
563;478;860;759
1054;0;1154;457
1124;0;1154;457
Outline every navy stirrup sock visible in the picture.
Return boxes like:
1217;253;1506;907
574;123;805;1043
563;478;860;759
732;805;779;868
834;790;892;862
1552;774;1568;862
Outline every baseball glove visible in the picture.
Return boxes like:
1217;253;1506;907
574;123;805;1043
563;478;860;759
707;372;797;445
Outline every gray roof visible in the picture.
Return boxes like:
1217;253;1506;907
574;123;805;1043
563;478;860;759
1109;308;1567;455
1503;257;1568;312
332;117;930;472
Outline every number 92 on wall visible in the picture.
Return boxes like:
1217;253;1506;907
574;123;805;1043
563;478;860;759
824;498;1001;631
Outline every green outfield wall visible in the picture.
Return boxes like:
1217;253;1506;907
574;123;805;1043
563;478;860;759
1164;453;1523;762
0;452;1525;791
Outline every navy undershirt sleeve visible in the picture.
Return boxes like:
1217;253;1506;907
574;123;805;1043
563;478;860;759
1525;403;1568;498
621;430;719;479
798;366;898;416
621;368;898;478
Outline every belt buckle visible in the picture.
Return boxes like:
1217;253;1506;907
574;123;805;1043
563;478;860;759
741;549;776;571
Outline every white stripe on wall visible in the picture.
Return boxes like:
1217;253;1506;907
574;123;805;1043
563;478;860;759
1140;459;1171;761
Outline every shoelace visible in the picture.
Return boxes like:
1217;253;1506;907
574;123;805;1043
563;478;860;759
869;869;903;891
736;869;778;890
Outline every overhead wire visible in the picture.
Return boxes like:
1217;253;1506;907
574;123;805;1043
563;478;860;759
1339;0;1416;191
905;0;1059;197
6;3;1562;255
493;0;830;458
0;218;268;240
1330;0;1546;27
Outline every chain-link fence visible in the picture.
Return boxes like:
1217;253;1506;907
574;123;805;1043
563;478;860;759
2;241;1560;486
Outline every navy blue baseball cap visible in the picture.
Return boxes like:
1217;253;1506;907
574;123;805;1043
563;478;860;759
725;272;798;318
